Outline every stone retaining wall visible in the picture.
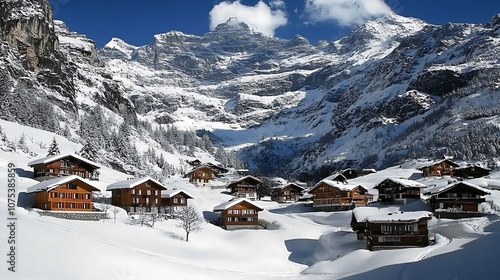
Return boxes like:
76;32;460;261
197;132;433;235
36;210;107;221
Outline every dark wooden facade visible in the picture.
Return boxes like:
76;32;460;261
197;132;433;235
161;190;193;214
271;183;304;203
228;176;261;201
419;159;460;177
374;178;424;204
28;154;100;181
108;178;167;213
425;182;490;213
366;213;431;250
28;176;99;211
452;165;491;179
185;166;218;186
308;181;372;211
214;199;263;230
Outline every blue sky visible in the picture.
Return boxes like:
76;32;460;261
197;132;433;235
49;0;500;47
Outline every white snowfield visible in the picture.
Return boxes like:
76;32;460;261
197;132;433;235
1;119;500;279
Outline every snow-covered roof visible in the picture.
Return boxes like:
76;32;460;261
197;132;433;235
366;211;432;223
26;175;99;193
213;198;263;212
310;180;365;192
352;207;395;222
161;189;193;199
272;183;304;190
375;178;426;189
423;181;490;196
27;153;100;169
185;165;218;175
106;177;167;191
417;158;460;169
228;175;262;186
324;172;347;182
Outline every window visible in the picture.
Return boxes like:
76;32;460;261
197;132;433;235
138;190;142;195
83;203;89;209
180;198;185;204
60;193;65;198
60;161;70;168
85;194;90;200
67;183;77;190
154;190;158;196
131;189;135;195
173;198;178;204
147;190;151;195
57;202;63;208
133;197;139;203
378;236;401;243
146;198;150;204
154;198;158;204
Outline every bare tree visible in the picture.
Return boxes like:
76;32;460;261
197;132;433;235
150;204;159;227
176;205;204;242
138;205;148;227
101;203;111;218
112;207;119;223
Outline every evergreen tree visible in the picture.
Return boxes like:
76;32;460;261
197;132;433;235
79;140;98;162
47;137;61;156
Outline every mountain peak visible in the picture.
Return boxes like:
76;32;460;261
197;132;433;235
212;17;260;34
486;13;500;28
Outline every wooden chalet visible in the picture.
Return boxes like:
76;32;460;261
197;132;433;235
227;175;261;201
271;183;305;203
308;180;372;211
452;165;491;179
374;178;426;205
205;163;229;175
26;175;99;211
418;159;460;177
184;166;218;186
186;159;202;167
366;211;432;250
213;198;263;230
161;189;193;215
107;177;167;213
28;153;100;181
351;207;393;240
340;168;358;179
423;181;490;218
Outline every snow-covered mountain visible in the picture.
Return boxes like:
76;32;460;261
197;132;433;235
1;0;500;181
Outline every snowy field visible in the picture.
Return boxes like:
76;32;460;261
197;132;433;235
1;119;500;280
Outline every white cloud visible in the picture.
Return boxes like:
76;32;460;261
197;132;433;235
209;1;287;37
303;0;392;26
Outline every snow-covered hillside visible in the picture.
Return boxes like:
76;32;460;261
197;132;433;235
1;119;500;279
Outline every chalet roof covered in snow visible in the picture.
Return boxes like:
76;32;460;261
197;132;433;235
27;153;100;169
310;180;366;192
161;189;193;199
352;207;395;222
375;178;427;189
26;175;99;193
228;175;262;186
213;198;263;212
423;181;490;196
272;182;305;190
366;211;432;223
106;177;167;191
